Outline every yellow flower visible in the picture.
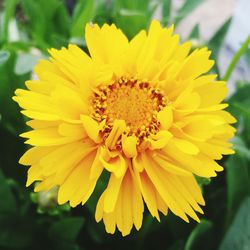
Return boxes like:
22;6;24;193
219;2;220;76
13;20;236;236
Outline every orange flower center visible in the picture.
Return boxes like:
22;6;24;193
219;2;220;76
91;78;167;143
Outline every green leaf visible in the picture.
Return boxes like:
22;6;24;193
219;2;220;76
245;48;250;68
0;214;34;248
113;0;153;38
229;84;250;107
0;50;10;65
168;240;185;250
0;169;17;213
71;0;94;38
54;242;80;250
0;123;27;183
21;0;48;47
174;0;205;25
195;176;211;186
232;136;250;160
228;84;250;143
208;18;232;61
4;41;32;51
136;214;155;249
184;220;213;250
222;35;250;82
53;3;71;39
188;24;200;39
162;0;172;25
115;9;148;38
14;53;42;75
86;170;109;214
20;0;70;50
92;0;113;26
114;0;151;11
220;196;250;250
0;50;28;135
225;154;250;221
49;217;85;242
86;219;105;244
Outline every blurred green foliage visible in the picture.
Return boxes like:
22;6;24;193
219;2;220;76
0;0;250;249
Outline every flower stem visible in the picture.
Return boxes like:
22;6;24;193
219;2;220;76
222;35;250;81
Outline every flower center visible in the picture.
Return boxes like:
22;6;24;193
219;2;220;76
91;78;167;143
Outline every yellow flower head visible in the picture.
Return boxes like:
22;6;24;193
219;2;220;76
13;20;236;236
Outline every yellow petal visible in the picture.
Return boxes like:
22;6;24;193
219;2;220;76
103;211;116;234
162;173;200;222
131;171;144;230
40;142;95;178
99;148;127;178
178;48;214;79
60;150;101;207
156;191;168;215
173;138;200;155
172;41;192;61
34;59;61;81
142;154;189;222
196;81;228;107
182;119;214;141
103;173;124;213
132;154;144;172
89;147;104;180
105;119;127;150
174;92;201;115
171;175;204;214
48;45;92;85
196;104;228;112
153;152;192;176
147;130;172;149
80;115;101;143
122;135;138;158
85;23;128;64
20;127;78;146
95;193;105;222
122;30;146;76
26;120;60;129
21;110;59;121
163;144;217;177
157;106;173;130
13;89;55;115
70;152;103;207
134;170;160;221
34;174;56;192
26;164;43;186
19;146;53;166
182;175;205;206
121;172;133;235
58;123;87;139
51;85;88;120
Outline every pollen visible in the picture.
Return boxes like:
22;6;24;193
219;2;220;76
91;78;167;144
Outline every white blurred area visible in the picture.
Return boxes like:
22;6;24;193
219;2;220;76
175;0;236;41
173;0;250;95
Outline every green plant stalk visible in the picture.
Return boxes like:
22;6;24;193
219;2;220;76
222;35;250;81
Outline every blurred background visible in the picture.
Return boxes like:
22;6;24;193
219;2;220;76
0;0;250;249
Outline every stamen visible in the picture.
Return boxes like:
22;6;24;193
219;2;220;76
91;78;167;146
